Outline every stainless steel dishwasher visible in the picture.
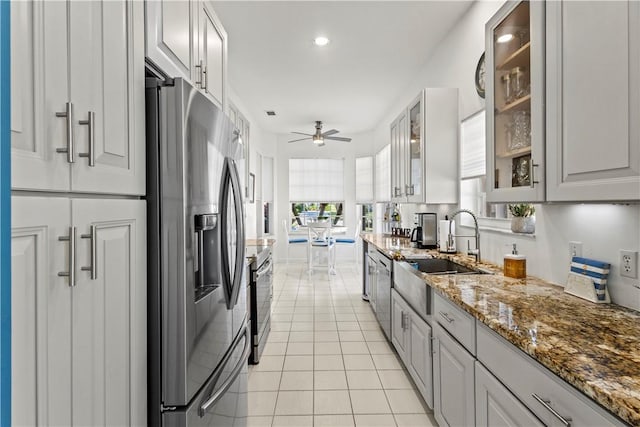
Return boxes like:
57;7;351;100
375;253;392;340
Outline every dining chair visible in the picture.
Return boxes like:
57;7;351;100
282;219;308;265
308;221;336;275
335;220;361;264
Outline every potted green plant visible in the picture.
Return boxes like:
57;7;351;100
509;204;535;234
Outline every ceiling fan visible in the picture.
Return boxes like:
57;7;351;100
288;121;352;147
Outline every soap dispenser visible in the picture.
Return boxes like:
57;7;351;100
504;244;526;279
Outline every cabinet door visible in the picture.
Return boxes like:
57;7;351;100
11;1;70;191
406;93;424;203
546;0;640;201
475;362;543;427
11;197;72;426
390;117;402;202
69;0;145;195
391;291;408;363
145;0;194;81
198;0;227;109
408;313;433;409
71;199;146;426
433;322;475;427
397;111;408;201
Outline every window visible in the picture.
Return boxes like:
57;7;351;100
375;145;391;202
358;204;374;232
289;202;344;228
460;111;507;228
289;158;344;202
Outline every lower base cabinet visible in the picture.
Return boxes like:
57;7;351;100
433;322;475;427
11;196;146;426
475;362;544;427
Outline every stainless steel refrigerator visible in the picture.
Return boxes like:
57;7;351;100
146;77;248;427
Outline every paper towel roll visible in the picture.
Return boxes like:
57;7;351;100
439;220;456;252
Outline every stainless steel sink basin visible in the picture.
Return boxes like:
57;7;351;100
410;258;490;275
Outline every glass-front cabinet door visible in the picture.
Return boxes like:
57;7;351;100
406;93;423;203
486;0;545;202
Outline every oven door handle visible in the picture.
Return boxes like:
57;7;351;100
199;323;250;417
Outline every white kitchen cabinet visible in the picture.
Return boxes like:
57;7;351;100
433;321;475;427
11;196;146;426
407;311;433;409
390;89;458;204
196;0;227;109
391;290;409;361
475;362;544;427
546;0;640;201
11;0;145;195
485;0;546;203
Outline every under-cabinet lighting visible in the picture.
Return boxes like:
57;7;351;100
314;36;330;46
497;33;514;43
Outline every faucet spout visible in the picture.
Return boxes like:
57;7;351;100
447;209;481;263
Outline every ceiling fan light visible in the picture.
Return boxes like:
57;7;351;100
314;36;329;46
313;135;324;145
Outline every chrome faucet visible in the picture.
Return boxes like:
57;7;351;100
447;209;481;263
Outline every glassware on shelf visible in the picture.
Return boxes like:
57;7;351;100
510;111;531;150
515;28;529;47
510;66;528;99
505;121;515;151
501;73;513;103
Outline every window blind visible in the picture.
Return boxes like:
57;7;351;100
355;156;374;202
289;158;344;201
375;144;391;202
460;110;486;179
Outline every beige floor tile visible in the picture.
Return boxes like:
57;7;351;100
262;341;288;356
362;330;387;342
349;390;391;414
372;354;403;370
340;341;370;355
290;321;314;332
366;341;394;355
286;342;314;355
288;331;314;342
314;313;336;322
339;331;365;342
354;414;397;426
355;312;377;322
343;354;375;370
337;321;361;331
268;331;290;343
314;330;340;342
283;355;313;371
248;371;282;391
292;313;314;322
385;389;427;414
314;390;352;414
314;370;348;390
246;416;273;427
394;413;437;427
254;355;285;372
314;342;342;355
377;370;414;389
358;321;381;331
274;390;313;415
272;415;313;427
279;371;313;391
314;354;345;370
314;321;338;331
272;313;293;322
314;414;356;427
247;391;278;416
345;370;382;390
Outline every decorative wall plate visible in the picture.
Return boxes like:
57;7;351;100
475;52;486;98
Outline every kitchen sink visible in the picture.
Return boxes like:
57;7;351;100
409;258;490;275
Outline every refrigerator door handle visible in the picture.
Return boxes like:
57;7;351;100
228;159;245;308
198;323;250;417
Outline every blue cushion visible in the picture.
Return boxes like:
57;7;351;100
289;238;308;243
311;239;335;247
335;238;356;244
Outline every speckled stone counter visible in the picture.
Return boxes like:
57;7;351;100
361;233;640;426
246;238;276;265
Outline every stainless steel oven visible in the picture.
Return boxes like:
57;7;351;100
249;248;272;364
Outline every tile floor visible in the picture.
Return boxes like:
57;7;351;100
247;262;438;427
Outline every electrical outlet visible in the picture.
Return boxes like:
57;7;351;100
620;250;638;279
569;241;583;258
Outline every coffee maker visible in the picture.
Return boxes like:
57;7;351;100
410;212;437;249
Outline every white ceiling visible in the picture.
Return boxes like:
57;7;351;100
212;1;473;138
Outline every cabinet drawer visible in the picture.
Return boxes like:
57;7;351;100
477;324;626;427
433;293;476;355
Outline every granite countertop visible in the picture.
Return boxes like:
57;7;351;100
361;233;640;426
246;238;276;264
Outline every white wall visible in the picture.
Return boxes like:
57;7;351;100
371;1;640;310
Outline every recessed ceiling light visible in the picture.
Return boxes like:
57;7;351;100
265;110;276;116
314;36;330;47
497;33;514;43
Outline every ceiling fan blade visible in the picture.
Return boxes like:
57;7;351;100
322;129;339;137
291;131;313;136
324;136;352;142
288;137;312;143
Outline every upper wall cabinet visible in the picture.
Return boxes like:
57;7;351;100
146;0;227;110
11;0;145;195
545;0;640;201
390;88;459;204
486;0;545;203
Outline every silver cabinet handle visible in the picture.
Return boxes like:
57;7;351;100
55;102;75;163
202;65;208;92
58;227;76;286
439;311;454;323
530;161;540;188
532;394;572;426
80;225;97;280
403;313;409;330
195;60;206;90
400;310;405;330
430;336;435;355
78;111;96;167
